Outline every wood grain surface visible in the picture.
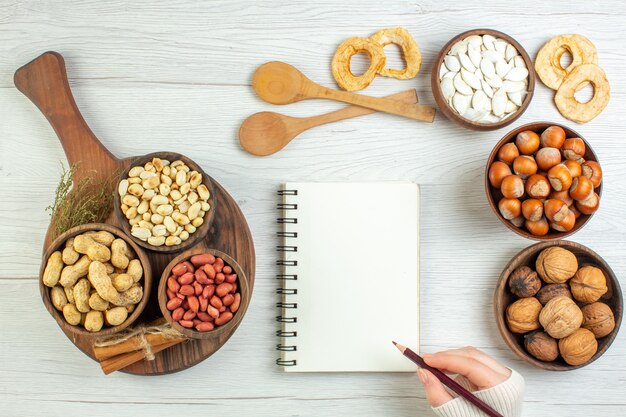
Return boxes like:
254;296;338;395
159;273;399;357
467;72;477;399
1;1;626;416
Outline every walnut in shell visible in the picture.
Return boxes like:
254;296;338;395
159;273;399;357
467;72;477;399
581;302;615;338
539;296;583;339
558;328;598;366
509;266;542;298
524;330;559;362
570;265;608;304
536;247;578;283
506;297;542;334
536;283;572;305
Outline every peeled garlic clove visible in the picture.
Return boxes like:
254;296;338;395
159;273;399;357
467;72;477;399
453;73;473;95
452;93;472;114
472;90;488;111
502;80;526;93
505;44;517;61
505;67;529;82
458;52;476;72
444;55;461;72
496;60;511;78
508;91;523;106
468;44;481;67
485;75;503;88
483;34;496;50
441;77;455;100
480;59;496;78
514;56;526;68
505;100;519;113
461;69;481;90
481;50;501;63
492;88;507;116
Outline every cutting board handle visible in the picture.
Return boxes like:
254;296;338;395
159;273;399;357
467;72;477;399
14;51;120;180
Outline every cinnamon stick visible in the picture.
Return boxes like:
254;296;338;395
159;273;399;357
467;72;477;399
100;338;185;375
94;333;183;361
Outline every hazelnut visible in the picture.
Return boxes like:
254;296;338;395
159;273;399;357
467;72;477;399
544;199;570;223
498;142;520;164
550;210;575;232
515;130;541;155
489;161;513;188
499;198;521;220
540;126;566;149
570;204;582;219
524;330;559;362
509;266;542;297
535;147;562;171
509;215;525;228
576;192;600;215
525;174;551;199
570;266;608;304
563;159;582;178
536;247;578;283
581;161;602;188
522;199;544;222
536;283;572;305
569;176;594;201
559;328;598;366
513;155;538;179
550;189;573;207
506;297;542;334
562;138;586;162
501;175;524;199
525;217;549;236
547;164;573;191
539;296;583;339
581;302;615;338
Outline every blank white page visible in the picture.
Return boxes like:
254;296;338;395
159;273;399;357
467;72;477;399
279;182;419;372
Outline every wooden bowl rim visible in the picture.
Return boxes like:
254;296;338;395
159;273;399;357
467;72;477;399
158;247;250;340
494;240;623;371
113;151;217;254
431;28;536;131
485;121;602;240
39;223;153;337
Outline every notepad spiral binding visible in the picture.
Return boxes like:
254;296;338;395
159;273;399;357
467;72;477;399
276;189;299;367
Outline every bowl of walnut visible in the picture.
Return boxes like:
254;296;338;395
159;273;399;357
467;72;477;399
494;240;622;370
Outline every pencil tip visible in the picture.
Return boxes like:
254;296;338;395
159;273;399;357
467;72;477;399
392;341;397;346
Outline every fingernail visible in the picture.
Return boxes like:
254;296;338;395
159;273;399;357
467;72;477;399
418;369;428;384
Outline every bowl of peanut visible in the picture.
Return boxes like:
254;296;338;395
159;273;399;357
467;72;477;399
158;248;249;339
114;152;216;253
39;223;152;337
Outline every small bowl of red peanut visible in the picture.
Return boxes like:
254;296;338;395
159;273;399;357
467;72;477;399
158;248;249;339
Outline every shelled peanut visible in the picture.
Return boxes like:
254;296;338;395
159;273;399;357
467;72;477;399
118;157;211;247
42;230;144;332
165;253;241;332
489;126;602;236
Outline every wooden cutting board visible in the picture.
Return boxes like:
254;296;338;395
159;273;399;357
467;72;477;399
14;51;256;375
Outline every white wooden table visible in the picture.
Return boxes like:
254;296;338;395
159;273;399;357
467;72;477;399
1;1;625;416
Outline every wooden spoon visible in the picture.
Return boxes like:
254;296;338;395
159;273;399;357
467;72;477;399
239;89;418;156
252;62;435;123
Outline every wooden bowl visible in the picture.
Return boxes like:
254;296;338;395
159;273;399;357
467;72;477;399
39;223;152;337
114;151;217;254
495;240;622;370
485;122;602;240
431;29;535;131
158;247;250;340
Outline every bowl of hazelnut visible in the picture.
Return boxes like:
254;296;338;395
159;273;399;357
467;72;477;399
494;241;622;370
485;122;603;240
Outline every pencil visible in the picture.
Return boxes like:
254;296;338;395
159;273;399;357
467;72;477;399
393;341;504;417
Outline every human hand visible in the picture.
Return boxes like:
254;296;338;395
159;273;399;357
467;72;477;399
418;347;512;407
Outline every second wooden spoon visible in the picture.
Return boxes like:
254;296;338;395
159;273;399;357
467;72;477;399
239;89;418;156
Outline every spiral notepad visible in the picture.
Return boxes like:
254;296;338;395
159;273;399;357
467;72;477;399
276;182;420;372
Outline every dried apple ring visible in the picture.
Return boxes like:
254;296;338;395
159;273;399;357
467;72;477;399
331;37;386;91
369;27;421;80
535;34;598;90
555;64;610;124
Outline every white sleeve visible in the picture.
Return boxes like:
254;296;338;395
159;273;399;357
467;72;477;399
431;369;525;417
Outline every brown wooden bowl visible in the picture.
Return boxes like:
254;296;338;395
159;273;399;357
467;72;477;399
39;223;152;337
431;29;535;131
495;240;622;371
485;122;602;240
113;151;216;254
158;247;250;340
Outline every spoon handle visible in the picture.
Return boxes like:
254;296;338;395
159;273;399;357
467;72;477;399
298;89;418;131
310;85;435;122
